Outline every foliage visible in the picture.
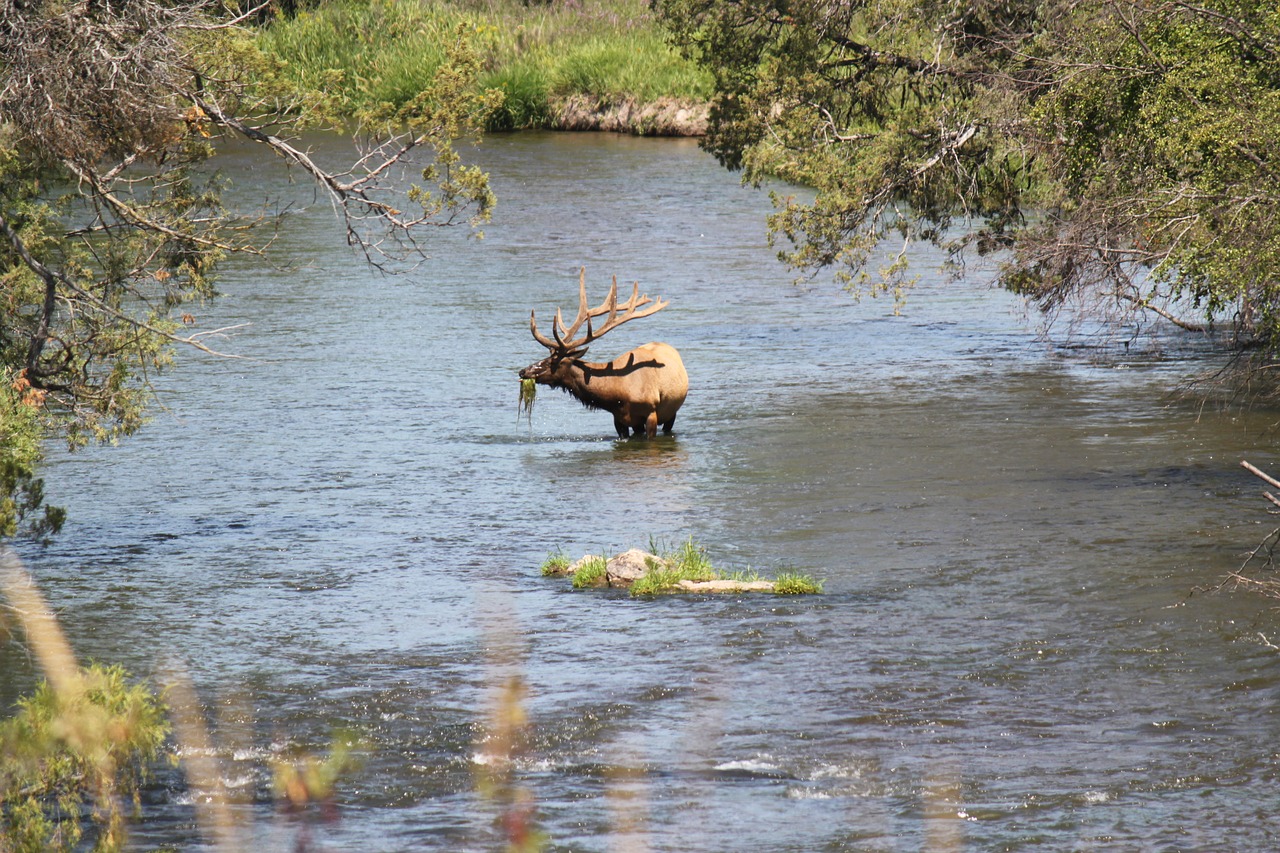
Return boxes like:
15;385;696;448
655;0;1280;365
0;664;170;852
0;555;377;850
261;0;712;120
272;729;366;821
0;371;63;540
474;676;545;852
0;1;497;537
1014;2;1280;350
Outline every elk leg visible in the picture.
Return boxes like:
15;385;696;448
644;411;659;439
661;414;676;435
613;415;629;438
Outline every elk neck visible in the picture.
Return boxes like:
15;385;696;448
546;356;631;413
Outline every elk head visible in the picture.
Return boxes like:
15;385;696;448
520;268;688;438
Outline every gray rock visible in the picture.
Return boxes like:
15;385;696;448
564;554;599;576
605;548;665;588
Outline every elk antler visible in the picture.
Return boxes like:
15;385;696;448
530;268;669;356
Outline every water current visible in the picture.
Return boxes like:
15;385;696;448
8;131;1280;850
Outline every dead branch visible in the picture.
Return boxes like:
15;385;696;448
1234;460;1280;593
65;160;253;255
1242;459;1280;491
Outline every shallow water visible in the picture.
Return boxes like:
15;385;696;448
9;131;1280;850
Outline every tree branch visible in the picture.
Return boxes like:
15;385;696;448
64;160;252;254
0;208;61;379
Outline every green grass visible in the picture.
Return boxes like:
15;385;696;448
643;538;822;595
773;572;824;595
257;1;458;111
539;549;570;576
482;64;550;131
668;536;716;578
570;555;608;588
258;0;712;122
548;32;706;102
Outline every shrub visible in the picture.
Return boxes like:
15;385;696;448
0;664;170;852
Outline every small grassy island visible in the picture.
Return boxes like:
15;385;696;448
541;539;823;596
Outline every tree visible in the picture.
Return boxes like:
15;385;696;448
0;0;498;537
655;0;1280;357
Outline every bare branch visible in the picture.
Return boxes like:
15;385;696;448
64;160;253;255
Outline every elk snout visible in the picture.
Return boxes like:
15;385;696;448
519;359;551;381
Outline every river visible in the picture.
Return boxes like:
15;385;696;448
8;131;1280;851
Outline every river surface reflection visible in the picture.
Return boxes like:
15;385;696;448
9;131;1280;851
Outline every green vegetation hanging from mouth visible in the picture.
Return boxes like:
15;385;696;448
518;377;536;425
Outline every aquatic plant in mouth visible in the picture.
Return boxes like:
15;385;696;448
518;377;536;425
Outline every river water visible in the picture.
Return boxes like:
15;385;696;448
9;131;1280;850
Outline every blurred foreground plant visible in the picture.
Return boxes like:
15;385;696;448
0;664;169;852
0;550;169;852
475;676;545;853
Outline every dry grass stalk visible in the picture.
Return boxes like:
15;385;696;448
162;664;247;852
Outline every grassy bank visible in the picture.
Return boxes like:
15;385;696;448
256;0;712;133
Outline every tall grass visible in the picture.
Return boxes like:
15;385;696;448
550;31;706;101
256;1;460;111
482;64;550;131
258;0;712;127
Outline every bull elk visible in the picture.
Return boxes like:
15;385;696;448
519;269;688;438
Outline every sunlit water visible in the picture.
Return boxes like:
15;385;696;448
9;132;1280;850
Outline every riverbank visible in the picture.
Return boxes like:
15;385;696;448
256;0;712;136
547;94;707;136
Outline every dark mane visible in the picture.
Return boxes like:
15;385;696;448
556;382;611;413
